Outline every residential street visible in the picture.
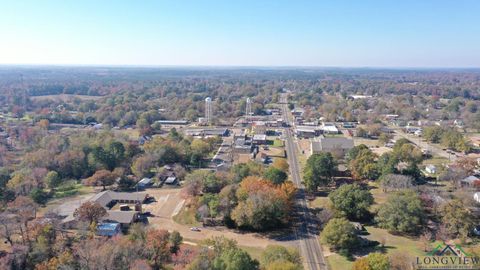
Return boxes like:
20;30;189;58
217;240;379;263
281;95;328;270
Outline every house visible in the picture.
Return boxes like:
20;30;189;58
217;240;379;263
157;170;176;186
461;175;480;188
97;222;121;237
425;165;437;174
252;134;267;145
137;178;153;189
474;192;480;203
311;137;354;157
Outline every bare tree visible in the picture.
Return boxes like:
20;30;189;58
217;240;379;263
380;174;414;192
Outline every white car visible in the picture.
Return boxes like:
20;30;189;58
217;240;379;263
190;227;201;232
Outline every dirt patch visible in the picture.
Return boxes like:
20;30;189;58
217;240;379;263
297;139;311;156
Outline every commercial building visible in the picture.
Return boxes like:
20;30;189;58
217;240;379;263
321;123;339;134
310;137;354;157
184;128;229;137
252;134;267;145
252;121;267;134
156;120;189;125
295;125;322;138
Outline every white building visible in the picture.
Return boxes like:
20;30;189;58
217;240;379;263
321;123;339;134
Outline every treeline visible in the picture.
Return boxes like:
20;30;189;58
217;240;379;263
423;126;471;152
26;84;96;96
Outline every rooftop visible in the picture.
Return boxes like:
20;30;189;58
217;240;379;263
312;137;354;152
90;191;147;208
103;211;139;224
253;134;267;140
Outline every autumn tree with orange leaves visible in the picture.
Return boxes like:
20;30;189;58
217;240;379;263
231;176;296;230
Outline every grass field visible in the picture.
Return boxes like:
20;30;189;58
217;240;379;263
114;128;140;140
183;238;265;262
173;204;201;226
53;183;93;199
326;253;354;270
326;226;428;270
368;182;389;211
273;139;284;147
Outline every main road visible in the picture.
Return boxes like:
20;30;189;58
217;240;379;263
280;94;328;270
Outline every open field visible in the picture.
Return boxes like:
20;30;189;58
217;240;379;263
113;128;141;140
326;226;428;270
368;182;389;210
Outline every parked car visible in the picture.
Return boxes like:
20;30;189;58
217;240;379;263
190;227;201;232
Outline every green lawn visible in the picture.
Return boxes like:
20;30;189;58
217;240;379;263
326;253;354;270
368;182;389;211
326;226;429;270
183;238;265;262
273;139;284;147
422;156;448;167
364;226;426;256
53;183;93;199
173;204;201;226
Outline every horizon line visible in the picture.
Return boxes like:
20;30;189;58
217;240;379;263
1;63;480;70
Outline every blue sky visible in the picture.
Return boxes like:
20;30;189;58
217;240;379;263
1;0;479;67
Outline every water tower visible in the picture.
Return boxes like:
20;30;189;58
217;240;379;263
246;97;252;120
205;97;212;124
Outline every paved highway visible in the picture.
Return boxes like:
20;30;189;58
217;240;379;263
280;94;328;270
